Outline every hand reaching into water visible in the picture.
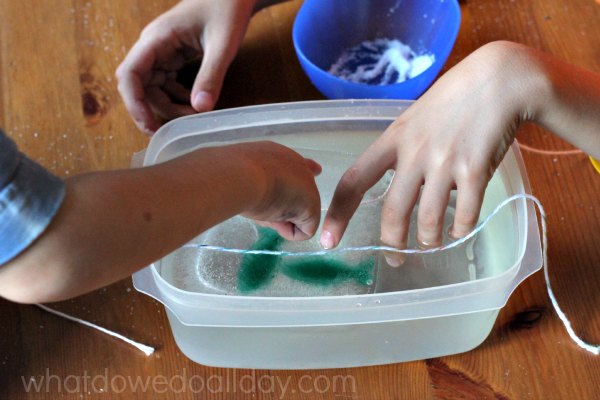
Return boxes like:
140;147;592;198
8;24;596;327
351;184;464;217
235;141;322;241
320;41;600;266
0;140;321;303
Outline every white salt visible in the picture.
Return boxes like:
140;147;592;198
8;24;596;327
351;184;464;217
329;38;435;85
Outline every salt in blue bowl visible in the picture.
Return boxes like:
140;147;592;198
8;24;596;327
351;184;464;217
292;0;461;100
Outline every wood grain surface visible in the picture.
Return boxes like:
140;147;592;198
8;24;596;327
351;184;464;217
1;0;599;398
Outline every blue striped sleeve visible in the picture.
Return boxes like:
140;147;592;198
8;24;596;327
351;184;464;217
0;129;66;265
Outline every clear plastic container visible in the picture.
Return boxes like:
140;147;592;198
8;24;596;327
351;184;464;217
132;100;542;369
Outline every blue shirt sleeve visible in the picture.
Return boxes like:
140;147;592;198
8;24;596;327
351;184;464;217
0;129;66;265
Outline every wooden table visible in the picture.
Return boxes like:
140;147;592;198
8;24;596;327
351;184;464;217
1;0;599;398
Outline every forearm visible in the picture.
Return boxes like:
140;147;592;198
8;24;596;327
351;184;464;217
0;145;262;303
536;55;600;158
511;42;600;158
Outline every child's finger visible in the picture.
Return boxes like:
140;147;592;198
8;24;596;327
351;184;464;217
320;141;394;249
379;172;422;267
304;158;322;176
146;87;196;121
258;221;296;241
264;211;319;242
294;208;321;240
162;80;192;104
190;32;235;112
116;40;162;134
416;176;453;248
450;179;485;239
116;71;160;135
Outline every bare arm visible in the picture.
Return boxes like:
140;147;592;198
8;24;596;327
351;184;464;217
0;142;321;303
530;46;600;158
321;41;600;266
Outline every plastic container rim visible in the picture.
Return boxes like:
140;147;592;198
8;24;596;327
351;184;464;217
132;100;541;325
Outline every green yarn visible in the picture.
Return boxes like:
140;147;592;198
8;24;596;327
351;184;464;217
238;228;375;293
280;257;375;286
237;228;283;293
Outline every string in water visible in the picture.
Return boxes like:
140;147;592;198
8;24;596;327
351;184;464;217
186;193;600;355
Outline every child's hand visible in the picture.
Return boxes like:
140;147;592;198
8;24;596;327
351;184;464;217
116;0;257;135
321;42;545;265
233;142;322;241
0;140;321;303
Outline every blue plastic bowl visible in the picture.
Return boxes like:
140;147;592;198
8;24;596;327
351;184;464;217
293;0;461;100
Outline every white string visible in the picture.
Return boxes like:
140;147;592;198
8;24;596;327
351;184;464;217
33;194;599;356
187;194;528;256
186;193;600;355
35;304;155;356
539;214;600;355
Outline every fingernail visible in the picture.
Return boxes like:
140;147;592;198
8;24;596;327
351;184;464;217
448;224;468;239
448;224;459;239
384;251;404;268
417;236;440;250
320;230;335;249
192;91;213;111
385;254;402;267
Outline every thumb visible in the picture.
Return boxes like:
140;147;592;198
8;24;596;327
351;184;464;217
304;158;322;176
190;35;234;113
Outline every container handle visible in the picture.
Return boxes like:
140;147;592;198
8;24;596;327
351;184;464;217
132;266;165;304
